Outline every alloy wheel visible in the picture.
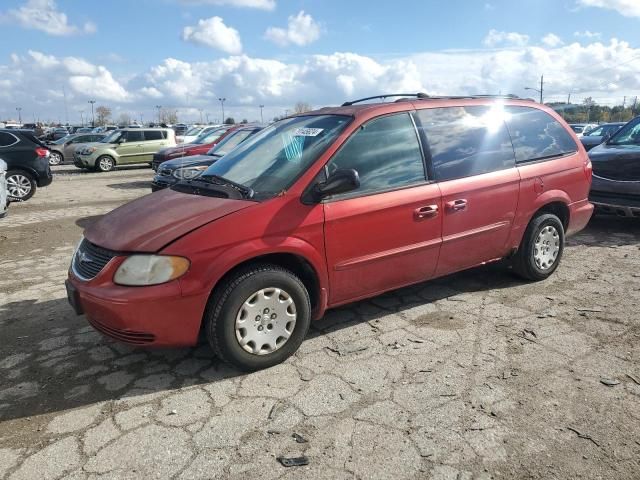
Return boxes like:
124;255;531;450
6;174;32;199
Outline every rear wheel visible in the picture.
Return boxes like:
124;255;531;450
205;264;311;371
512;213;564;281
96;156;114;172
6;170;36;201
49;152;63;166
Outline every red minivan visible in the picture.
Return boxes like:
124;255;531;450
66;94;593;370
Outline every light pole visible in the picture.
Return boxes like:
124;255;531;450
199;109;204;124
206;113;210;124
155;105;162;125
524;75;544;104
16;107;22;124
80;111;84;126
218;97;226;124
259;104;264;123
88;100;96;127
139;113;143;125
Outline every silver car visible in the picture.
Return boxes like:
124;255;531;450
0;158;8;218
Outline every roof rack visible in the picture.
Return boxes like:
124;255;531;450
342;93;525;107
341;93;429;106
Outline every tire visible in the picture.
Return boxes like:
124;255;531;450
96;156;115;172
49;151;63;166
205;264;311;371
512;213;565;281
6;170;36;201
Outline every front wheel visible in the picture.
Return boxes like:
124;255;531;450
96;156;114;172
205;264;311;371
6;170;36;201
512;213;564;281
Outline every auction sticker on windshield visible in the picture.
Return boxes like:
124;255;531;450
293;128;323;137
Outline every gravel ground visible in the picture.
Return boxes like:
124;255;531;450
0;165;639;480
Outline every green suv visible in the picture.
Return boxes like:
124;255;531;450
73;128;176;172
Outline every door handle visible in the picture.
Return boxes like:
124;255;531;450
446;199;467;211
414;205;439;219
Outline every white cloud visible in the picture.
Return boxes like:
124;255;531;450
576;0;640;17
483;29;530;48
2;0;96;36
574;30;602;39
265;11;321;47
178;0;275;9
3;38;640;123
541;33;563;47
182;16;242;54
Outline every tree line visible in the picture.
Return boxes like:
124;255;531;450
549;97;639;124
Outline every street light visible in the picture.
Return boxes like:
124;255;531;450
259;104;264;124
524;75;544;104
16;107;22;124
219;97;226;124
199;108;204;124
88;100;96;127
155;105;162;125
79;111;84;126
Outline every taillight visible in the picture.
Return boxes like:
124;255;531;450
35;147;49;157
584;158;592;181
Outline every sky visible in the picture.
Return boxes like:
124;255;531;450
0;0;639;124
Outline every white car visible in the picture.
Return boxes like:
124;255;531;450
569;123;598;138
176;125;221;144
0;158;8;218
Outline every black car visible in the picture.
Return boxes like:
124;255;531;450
588;116;640;217
151;125;263;192
0;129;53;201
580;123;626;151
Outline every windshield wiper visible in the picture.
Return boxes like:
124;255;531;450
200;174;254;199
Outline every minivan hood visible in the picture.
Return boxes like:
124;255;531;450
84;188;254;252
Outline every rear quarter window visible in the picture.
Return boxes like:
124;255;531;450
0;132;18;147
505;106;577;163
144;130;164;141
416;106;515;182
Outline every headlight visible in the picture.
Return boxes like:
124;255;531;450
83;147;97;155
173;166;208;180
114;255;190;286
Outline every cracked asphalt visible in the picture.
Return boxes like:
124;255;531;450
1;165;639;479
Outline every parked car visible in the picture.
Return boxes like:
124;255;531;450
73;128;176;172
177;125;220;144
579;123;625;151
48;127;70;142
0;129;52;201
151;125;263;191
48;133;106;165
66;94;593;371
0;158;8;217
151;126;232;171
588;116;640;217
173;124;189;136
569;123;598;137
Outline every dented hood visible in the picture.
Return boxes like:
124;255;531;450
84;188;253;252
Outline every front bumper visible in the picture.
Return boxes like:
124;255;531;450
73;153;97;168
589;175;640;218
67;260;207;347
151;174;178;192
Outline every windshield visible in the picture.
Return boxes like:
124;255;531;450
608;117;640;146
571;126;584;133
101;130;123;143
200;115;351;198
210;129;256;156
585;126;603;136
193;127;226;144
184;127;202;137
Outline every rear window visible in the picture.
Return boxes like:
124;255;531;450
416;106;515;182
144;130;164;141
0;132;19;147
506;107;577;163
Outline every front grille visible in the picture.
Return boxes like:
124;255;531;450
151;153;166;171
88;317;155;345
159;168;172;177
72;239;117;280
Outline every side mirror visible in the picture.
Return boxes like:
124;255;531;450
119;138;127;143
312;169;360;201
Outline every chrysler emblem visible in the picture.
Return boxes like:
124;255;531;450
77;251;94;264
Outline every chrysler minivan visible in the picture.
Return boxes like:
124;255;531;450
67;94;593;370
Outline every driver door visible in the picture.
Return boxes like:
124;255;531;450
115;131;145;164
322;113;442;305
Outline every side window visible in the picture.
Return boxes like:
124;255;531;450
326;113;425;196
505;106;577;163
609;118;640;146
0;132;18;147
126;131;144;142
144;130;163;141
416;106;515;182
